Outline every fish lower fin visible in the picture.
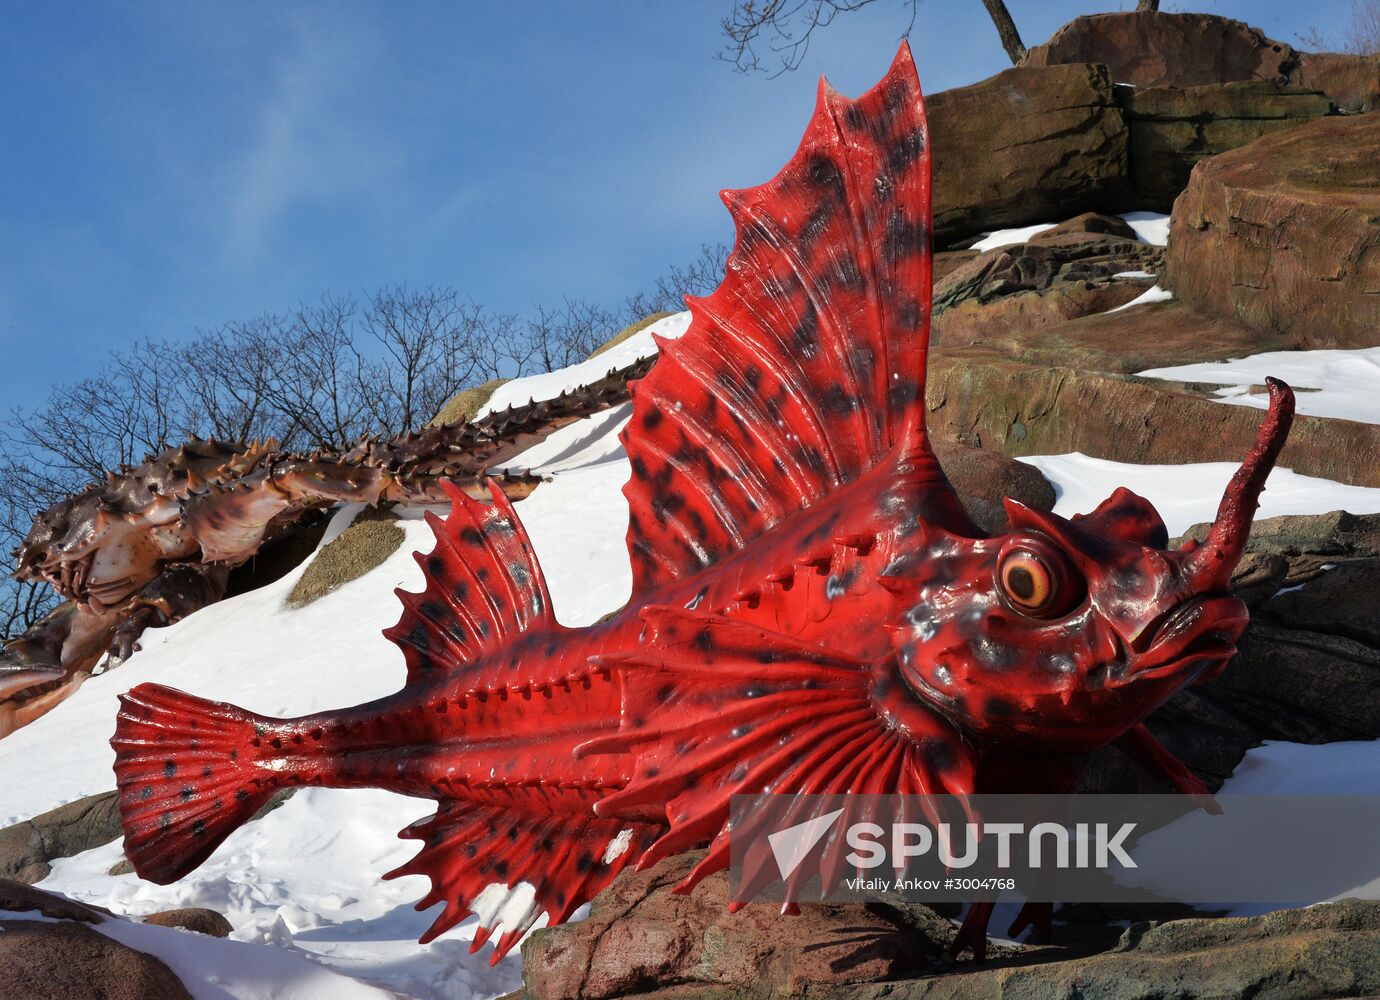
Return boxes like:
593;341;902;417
385;799;661;962
111;683;280;884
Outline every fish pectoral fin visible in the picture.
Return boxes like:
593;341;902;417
585;606;974;902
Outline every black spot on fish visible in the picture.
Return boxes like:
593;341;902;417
984;696;1015;718
643;407;663;430
164;761;175;778
159;813;172;830
236;790;249;802
883;210;927;262
822;384;856;416
576;851;594;873
408;625;431;653
922;738;959;775
460;527;483;547
807;153;845;201
887;127;926;174
202;765;213;778
141;785;153;801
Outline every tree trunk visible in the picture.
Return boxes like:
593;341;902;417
1136;0;1160;11
980;0;1027;64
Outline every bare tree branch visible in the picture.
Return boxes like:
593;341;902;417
718;0;920;75
979;0;1026;64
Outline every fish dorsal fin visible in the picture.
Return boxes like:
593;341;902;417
623;44;948;591
385;479;564;687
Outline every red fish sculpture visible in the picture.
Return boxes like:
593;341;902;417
112;45;1294;962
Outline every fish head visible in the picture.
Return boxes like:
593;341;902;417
890;379;1294;754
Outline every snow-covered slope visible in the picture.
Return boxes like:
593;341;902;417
3;303;1379;998
1140;347;1380;425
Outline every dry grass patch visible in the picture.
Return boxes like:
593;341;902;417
587;311;675;360
286;507;406;608
431;377;510;426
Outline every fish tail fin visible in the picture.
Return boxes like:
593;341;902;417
112;682;280;884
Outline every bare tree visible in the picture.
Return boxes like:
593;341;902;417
1299;0;1380;53
719;0;920;75
719;0;1040;72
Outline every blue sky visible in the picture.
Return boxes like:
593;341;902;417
0;1;1350;411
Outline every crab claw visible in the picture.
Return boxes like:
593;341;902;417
0;652;65;703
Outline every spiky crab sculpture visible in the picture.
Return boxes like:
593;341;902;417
1;361;646;738
111;47;1294;962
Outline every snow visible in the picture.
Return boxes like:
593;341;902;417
966;212;1169;253
1139;347;1380;426
1112;270;1154;280
3;910;397;1000
968;223;1057;252
3;300;1378;997
477;311;691;417
1018;453;1380;537
1118;211;1171;246
1107;284;1172;313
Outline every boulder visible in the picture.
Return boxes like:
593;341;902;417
1296;50;1380;111
0;790;123;884
518;850;959;1000
0;920;193;1000
0;877;107;923
1024;12;1299;89
0;879;192;1000
1119;80;1334;211
1165;113;1380;350
932;234;1161;348
935;441;1055;533
144;906;233;937
1027;212;1138;243
929;64;1131;246
926;344;1380;491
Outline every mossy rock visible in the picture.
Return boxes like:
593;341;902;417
286;508;405;608
431;377;511;426
587;311;675;360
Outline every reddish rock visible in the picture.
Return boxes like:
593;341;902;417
935;441;1055;533
1028;212;1138;243
0;919;193;1000
929;64;1131;246
519;850;957;1000
0;878;107;922
1119;80;1334;211
1024;12;1299;89
0;879;192;1000
925;306;1380;489
1165;113;1380;350
144;906;233;937
932;235;1161;350
1296;51;1380;111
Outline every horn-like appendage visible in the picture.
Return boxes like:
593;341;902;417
1184;377;1295;591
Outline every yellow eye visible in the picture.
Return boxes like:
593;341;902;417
997;544;1084;619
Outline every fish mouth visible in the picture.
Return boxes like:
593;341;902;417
1129;596;1248;682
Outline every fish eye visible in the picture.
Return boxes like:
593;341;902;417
996;540;1084;619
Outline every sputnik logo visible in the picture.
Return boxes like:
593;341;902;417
766;808;845;880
